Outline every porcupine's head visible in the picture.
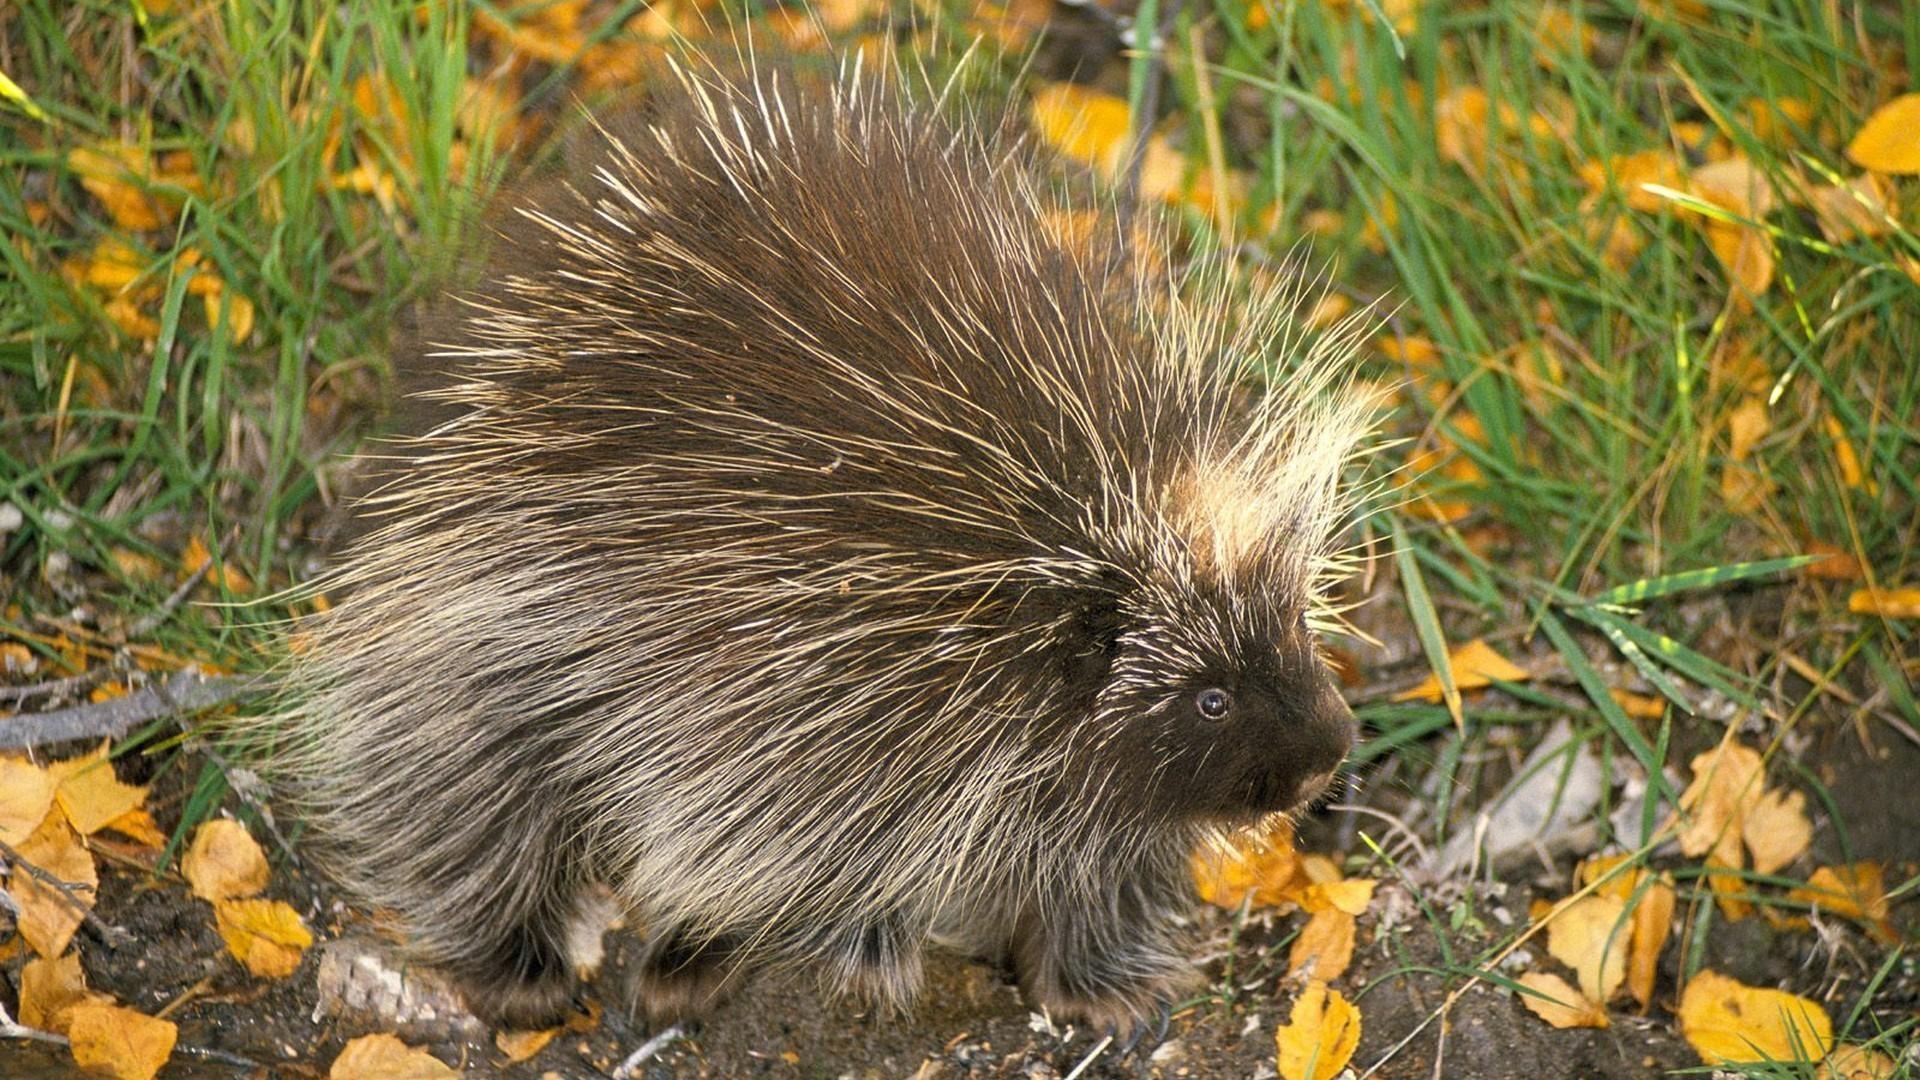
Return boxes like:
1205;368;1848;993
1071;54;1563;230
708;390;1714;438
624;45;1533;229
1036;277;1376;835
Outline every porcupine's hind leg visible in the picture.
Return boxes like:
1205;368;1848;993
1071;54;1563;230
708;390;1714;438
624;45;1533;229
418;833;596;1029
1011;836;1196;1039
627;925;745;1026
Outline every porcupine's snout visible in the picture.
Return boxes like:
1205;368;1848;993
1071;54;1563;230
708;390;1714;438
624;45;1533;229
1284;671;1355;809
1233;660;1355;816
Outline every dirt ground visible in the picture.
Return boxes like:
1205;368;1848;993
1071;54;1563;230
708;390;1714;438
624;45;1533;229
3;704;1911;1079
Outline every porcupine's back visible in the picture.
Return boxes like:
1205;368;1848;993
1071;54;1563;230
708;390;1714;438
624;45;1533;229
282;59;1363;1002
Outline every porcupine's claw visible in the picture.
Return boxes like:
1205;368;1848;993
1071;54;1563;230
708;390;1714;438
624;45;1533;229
1108;1001;1173;1059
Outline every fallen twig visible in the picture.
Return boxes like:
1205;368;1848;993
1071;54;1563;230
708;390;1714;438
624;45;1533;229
0;670;270;750
612;1023;686;1079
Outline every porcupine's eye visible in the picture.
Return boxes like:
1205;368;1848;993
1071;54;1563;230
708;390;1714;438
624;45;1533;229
1195;688;1232;720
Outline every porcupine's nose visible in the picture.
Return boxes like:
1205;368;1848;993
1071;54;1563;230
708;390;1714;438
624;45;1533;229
1292;676;1355;807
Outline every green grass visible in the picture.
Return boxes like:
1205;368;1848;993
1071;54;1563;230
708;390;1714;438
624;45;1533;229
1;0;499;666
1;0;1913;1074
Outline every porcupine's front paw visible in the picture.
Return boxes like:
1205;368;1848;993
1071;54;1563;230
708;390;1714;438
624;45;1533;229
1015;917;1195;1050
1023;962;1189;1046
626;927;743;1028
815;916;925;1015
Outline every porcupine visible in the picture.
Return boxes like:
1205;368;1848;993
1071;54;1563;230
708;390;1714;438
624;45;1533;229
277;58;1375;1035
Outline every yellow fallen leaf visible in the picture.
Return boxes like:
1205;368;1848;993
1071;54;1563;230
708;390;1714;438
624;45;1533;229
66;1002;177;1080
1679;970;1833;1066
1847;588;1920;618
1692;156;1779;219
1288;907;1357;982
1845;94;1920;174
1544;894;1629;1004
213;897;312;978
1742;97;1815;147
1820;1043;1900;1080
1608;688;1668;719
1394;638;1529;702
1300;877;1376;917
1275;982;1361;1080
1726;396;1770;462
183;819;271;902
1743;787;1811;876
8;812;98;958
1791;863;1895;942
101;808;167;848
1029;82;1132;176
1673;735;1764;865
1579;150;1686;214
1516;971;1609;1029
0;755;56;846
49;744;148;837
1626;872;1676;1011
1823;416;1877;495
180;535;252;594
1809;175;1895;242
68;146;175;232
330;1033;459;1079
495;1026;559;1062
1704;220;1775;298
18;951;94;1033
1192;819;1305;909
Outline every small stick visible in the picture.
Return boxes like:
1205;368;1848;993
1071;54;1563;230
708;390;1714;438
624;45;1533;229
612;1023;686;1079
1062;1033;1113;1080
0;839;132;949
0;671;269;751
0;668;110;705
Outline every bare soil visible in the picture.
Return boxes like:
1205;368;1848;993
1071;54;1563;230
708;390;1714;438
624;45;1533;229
4;717;1912;1078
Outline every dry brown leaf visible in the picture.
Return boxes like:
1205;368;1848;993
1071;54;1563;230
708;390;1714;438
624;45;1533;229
66;1002;177;1080
1394;638;1528;702
1516;971;1609;1029
1743;787;1812;876
0;755;56;846
1274;981;1361;1080
183;819;271;902
1845;94;1920;174
1847;588;1920;618
1544;894;1630;1003
330;1033;459;1079
213;897;313;978
1679;970;1832;1066
49;744;148;837
9;812;98;958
